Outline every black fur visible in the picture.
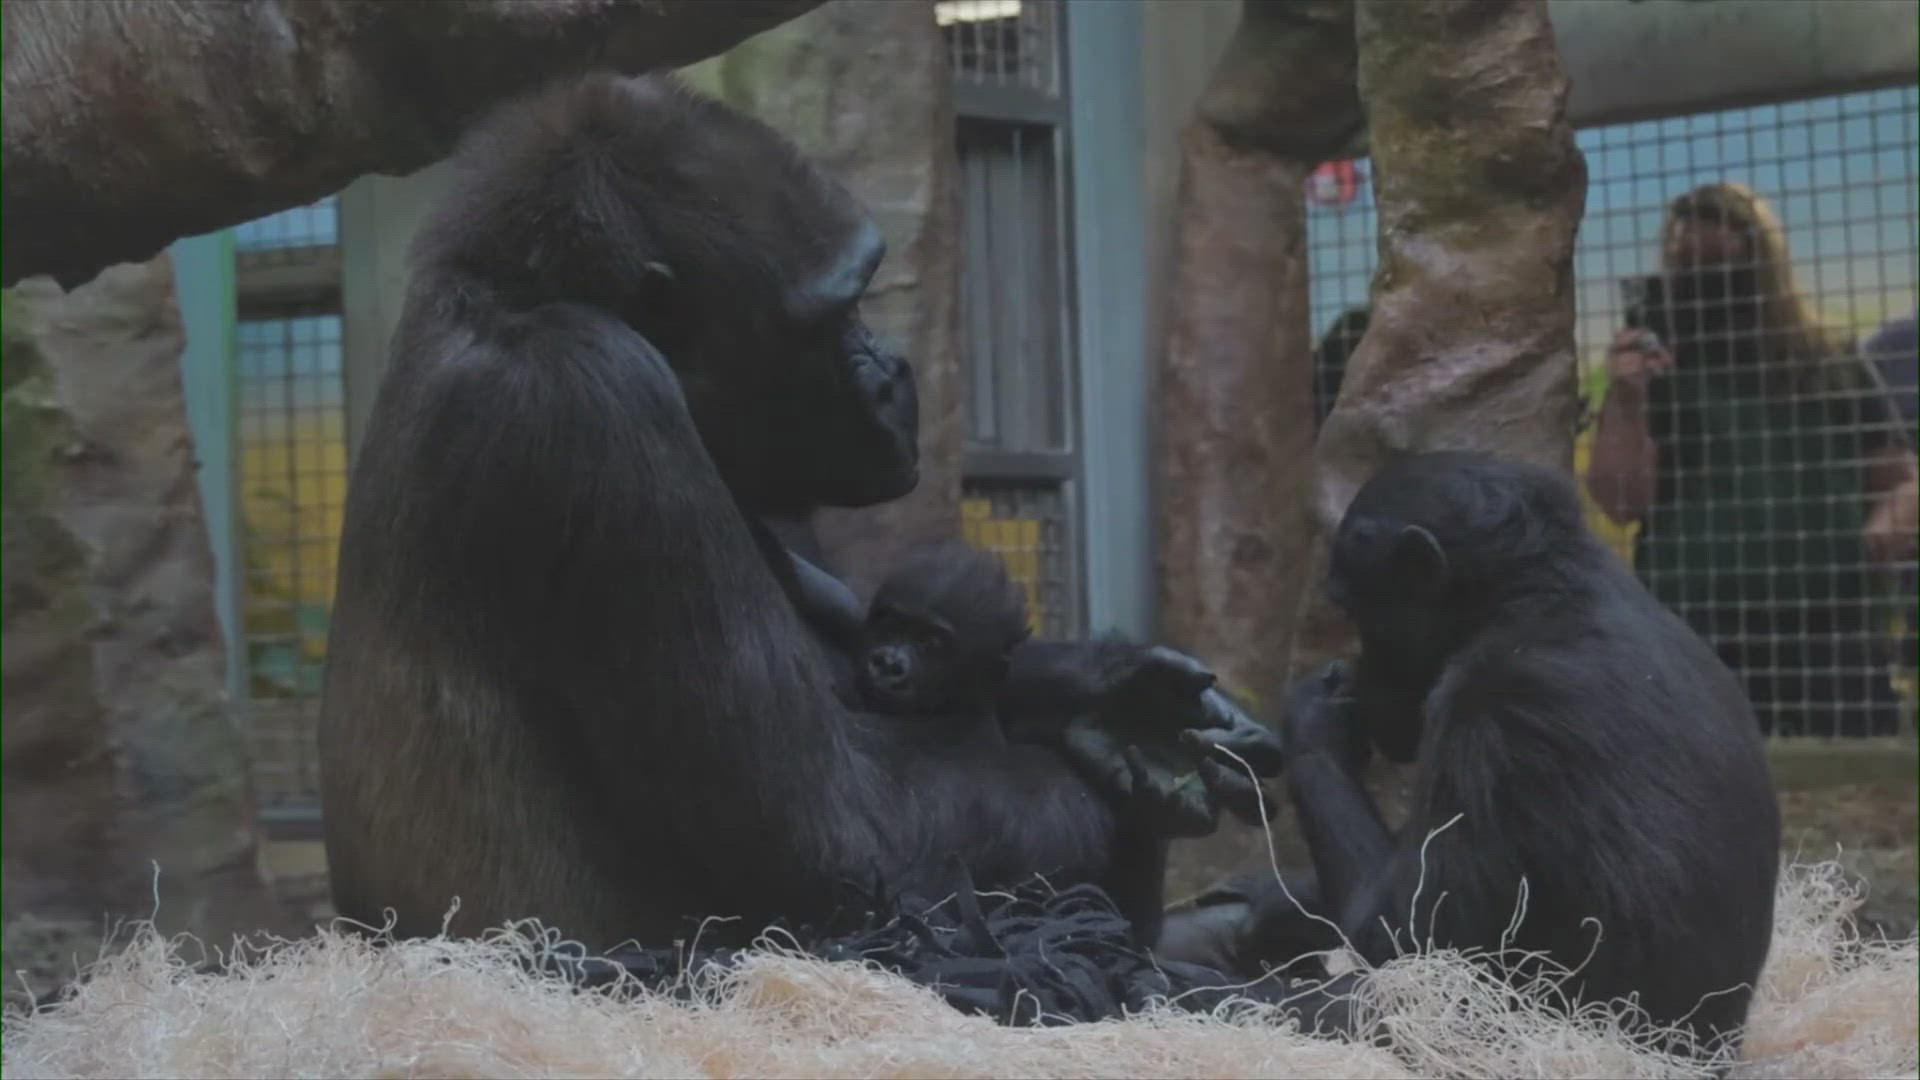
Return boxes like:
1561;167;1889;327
775;525;1288;932
1185;452;1781;1061
854;541;1031;724
317;74;1177;951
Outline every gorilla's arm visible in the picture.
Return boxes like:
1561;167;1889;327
1004;640;1284;833
754;524;865;655
1275;662;1521;965
1001;642;1280;762
1277;664;1393;915
998;639;1122;715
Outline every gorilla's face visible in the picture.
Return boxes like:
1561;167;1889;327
806;313;920;508
670;207;918;513
856;608;955;716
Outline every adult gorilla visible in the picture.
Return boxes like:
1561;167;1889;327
319;74;1275;952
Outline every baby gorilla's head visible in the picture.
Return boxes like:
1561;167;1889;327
857;541;1031;715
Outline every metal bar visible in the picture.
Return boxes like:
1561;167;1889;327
960;128;999;444
235;244;342;314
953;82;1067;126
1060;0;1146;639
1551;0;1918;131
963;449;1078;482
260;808;326;842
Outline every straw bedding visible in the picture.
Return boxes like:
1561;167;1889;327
4;861;1913;1080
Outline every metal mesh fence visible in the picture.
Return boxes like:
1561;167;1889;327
962;481;1079;640
234;199;347;816
234;198;339;260
948;0;1081;638
938;0;1059;93
1306;85;1920;738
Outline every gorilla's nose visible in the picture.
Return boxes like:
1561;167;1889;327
868;648;907;682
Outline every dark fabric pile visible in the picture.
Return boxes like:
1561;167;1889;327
551;870;1352;1032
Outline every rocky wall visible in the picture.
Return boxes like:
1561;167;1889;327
2;263;291;1003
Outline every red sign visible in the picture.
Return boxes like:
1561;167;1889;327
1307;160;1363;207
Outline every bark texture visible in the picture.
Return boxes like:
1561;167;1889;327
1313;0;1587;528
687;0;963;599
2;0;821;289
1155;0;1363;709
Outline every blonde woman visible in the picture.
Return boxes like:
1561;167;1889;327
1587;182;1917;736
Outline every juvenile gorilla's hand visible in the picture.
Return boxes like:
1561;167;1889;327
1057;647;1283;838
1106;646;1217;733
1281;660;1369;773
1062;720;1214;837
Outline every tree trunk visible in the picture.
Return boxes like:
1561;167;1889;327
2;0;821;289
1155;0;1363;709
1313;0;1587;528
1162;0;1583;895
686;0;964;600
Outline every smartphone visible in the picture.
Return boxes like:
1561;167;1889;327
1619;276;1669;355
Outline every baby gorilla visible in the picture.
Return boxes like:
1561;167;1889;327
854;541;1031;740
774;532;1281;833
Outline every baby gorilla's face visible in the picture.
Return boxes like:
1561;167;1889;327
856;611;957;715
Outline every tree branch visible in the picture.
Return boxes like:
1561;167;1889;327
1314;0;1587;528
1155;0;1363;703
2;0;822;288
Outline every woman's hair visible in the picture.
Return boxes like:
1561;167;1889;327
1665;181;1849;386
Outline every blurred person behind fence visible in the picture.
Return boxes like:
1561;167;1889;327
1586;182;1918;737
1860;311;1917;675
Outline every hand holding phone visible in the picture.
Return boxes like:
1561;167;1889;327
1606;326;1673;391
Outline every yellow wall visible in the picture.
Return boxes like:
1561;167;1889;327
1576;425;1640;567
1576;364;1641;567
962;498;1045;633
237;411;348;681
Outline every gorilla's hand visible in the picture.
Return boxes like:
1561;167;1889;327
1062;719;1214;838
1187;684;1285;774
1280;660;1369;774
1103;646;1217;733
1056;646;1282;836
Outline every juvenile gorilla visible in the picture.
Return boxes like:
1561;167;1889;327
1167;452;1781;1060
320;73;1278;956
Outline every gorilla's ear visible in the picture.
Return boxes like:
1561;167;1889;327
782;217;885;323
1390;524;1447;594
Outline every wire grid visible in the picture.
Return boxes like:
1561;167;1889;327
962;481;1078;640
937;0;1059;94
235;312;349;812
1306;85;1920;738
958;118;1071;452
234;197;339;260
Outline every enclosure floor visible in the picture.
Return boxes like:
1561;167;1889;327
1167;756;1918;940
